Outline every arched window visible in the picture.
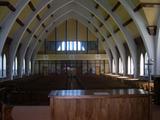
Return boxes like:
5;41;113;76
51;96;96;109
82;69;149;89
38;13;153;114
29;61;31;74
23;59;25;75
128;56;134;75
140;54;144;76
112;59;115;73
3;54;6;77
144;52;148;76
128;56;131;74
119;58;123;74
0;55;2;78
13;57;18;76
131;57;134;74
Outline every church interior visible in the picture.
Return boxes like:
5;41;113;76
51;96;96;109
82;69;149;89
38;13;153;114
0;0;160;120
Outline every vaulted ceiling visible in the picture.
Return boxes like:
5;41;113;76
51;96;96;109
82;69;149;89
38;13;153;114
0;0;160;77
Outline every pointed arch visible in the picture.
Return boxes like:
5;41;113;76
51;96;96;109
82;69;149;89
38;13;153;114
3;54;6;78
23;59;26;75
144;52;149;76
140;53;144;76
29;60;32;75
128;56;131;74
119;57;123;74
13;57;18;76
112;59;116;73
0;55;2;78
131;57;134;75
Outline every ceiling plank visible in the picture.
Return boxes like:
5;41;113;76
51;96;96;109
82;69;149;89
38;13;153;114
16;18;24;27
123;18;133;27
112;2;121;12
28;1;36;12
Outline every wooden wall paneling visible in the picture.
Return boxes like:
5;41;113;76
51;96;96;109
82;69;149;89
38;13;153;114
50;95;150;120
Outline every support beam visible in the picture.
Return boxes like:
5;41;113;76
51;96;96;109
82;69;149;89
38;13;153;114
47;4;51;9
51;14;54;17
95;28;98;32
113;28;120;33
107;34;111;38
26;28;32;34
104;15;110;21
28;1;36;12
0;1;16;12
99;23;103;27
34;35;37;39
95;4;99;9
123;18;133;27
16;18;24;27
42;23;46;28
36;15;41;21
112;2;121;12
102;39;105;42
91;13;94;17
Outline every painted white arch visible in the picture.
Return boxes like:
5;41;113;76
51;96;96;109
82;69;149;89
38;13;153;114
17;4;75;77
15;2;122;78
20;1;122;75
28;12;114;75
0;0;29;54
119;0;154;66
75;0;126;74
94;0;138;77
7;0;128;78
156;14;160;74
7;0;75;79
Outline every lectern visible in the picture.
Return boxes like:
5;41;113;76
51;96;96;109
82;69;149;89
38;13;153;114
49;89;150;120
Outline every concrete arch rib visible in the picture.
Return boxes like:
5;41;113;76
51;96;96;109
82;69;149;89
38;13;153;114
75;0;126;75
27;12;114;75
17;4;119;77
18;4;74;77
94;0;138;77
22;1;119;77
119;0;154;63
0;0;29;54
156;14;160;74
7;0;74;79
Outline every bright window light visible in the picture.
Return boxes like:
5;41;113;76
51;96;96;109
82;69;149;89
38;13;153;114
57;41;85;52
62;41;65;51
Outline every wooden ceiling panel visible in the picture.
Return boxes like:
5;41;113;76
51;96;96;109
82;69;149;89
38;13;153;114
31;0;42;7
21;32;30;43
28;18;39;30
43;17;51;27
18;5;32;22
116;5;130;22
126;22;140;38
143;6;160;25
8;22;21;37
107;17;118;30
36;26;43;36
39;7;48;18
0;7;10;23
116;31;126;43
8;0;19;6
107;0;118;7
